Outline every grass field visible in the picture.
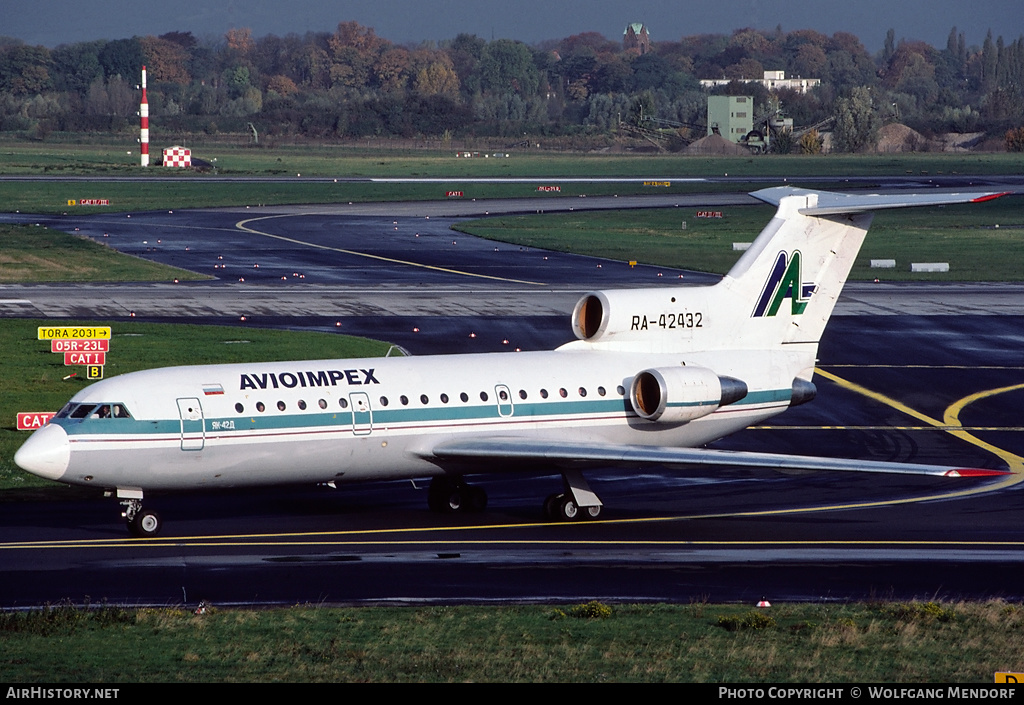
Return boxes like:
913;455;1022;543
1;600;1021;682
0;224;209;282
2;137;1022;214
456;198;1024;281
3;136;1022;176
1;178;709;213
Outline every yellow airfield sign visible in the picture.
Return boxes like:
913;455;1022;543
995;672;1024;682
38;326;111;341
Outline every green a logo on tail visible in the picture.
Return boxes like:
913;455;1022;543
752;251;816;317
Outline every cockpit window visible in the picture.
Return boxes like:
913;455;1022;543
70;404;96;419
66;403;132;420
54;403;75;419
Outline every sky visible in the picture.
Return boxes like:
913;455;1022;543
4;0;1022;52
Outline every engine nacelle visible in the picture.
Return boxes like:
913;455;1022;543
790;377;817;407
571;288;709;345
571;291;614;341
630;366;748;423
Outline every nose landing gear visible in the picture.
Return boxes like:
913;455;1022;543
117;493;163;537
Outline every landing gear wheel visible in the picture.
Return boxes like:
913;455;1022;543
427;477;486;514
583;505;602;520
543;493;563;520
128;509;162;537
559;497;579;521
443;489;464;512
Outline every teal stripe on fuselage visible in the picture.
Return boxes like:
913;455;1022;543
56;388;791;437
741;388;792;405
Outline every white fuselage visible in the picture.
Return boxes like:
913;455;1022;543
23;346;804;493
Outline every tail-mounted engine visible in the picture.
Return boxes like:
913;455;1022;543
571;288;709;346
630;366;748;423
572;292;609;341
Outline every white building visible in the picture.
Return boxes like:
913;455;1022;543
700;70;820;95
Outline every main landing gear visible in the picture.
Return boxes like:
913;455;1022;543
114;491;163;537
427;471;604;522
544;469;603;521
427;476;488;513
543;492;602;522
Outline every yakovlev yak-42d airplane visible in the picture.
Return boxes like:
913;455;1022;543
16;187;1011;536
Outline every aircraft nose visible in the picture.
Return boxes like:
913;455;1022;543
14;423;70;481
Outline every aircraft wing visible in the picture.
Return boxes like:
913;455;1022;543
429;438;1009;478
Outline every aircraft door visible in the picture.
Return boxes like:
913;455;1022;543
350;392;373;435
176;397;205;451
495;384;514;418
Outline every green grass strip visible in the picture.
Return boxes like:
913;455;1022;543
0;600;1020;682
456;198;1024;281
0;224;208;282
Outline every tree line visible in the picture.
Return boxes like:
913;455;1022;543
0;22;1022;150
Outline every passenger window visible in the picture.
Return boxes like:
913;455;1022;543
617;385;625;395
540;389;548;399
318;399;327;409
519;390;527;400
235;403;244;413
598;387;606;397
400;395;409;406
339;398;348;409
460;392;469;402
256;402;265;412
559;388;568;398
277;401;286;411
420;394;429;404
440;393;449;404
479;391;489;402
297;400;307;410
380;397;389;406
578;387;587;397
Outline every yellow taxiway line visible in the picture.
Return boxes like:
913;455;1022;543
814;368;1024;495
235;214;545;286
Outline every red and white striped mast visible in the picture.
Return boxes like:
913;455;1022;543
139;65;149;167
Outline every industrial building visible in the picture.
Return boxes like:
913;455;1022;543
707;95;753;143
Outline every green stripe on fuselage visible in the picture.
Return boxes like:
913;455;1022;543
55;388;792;437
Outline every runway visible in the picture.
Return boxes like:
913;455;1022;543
2;194;1022;607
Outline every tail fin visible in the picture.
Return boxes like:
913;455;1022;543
563;187;1008;353
715;187;1009;348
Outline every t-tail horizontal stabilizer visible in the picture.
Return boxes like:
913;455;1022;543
750;187;1012;214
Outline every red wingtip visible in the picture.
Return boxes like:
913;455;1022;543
945;468;1014;477
970;192;1012;203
